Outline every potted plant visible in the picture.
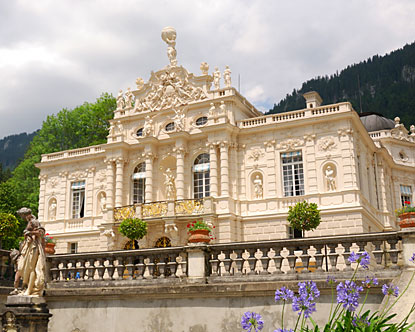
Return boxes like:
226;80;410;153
119;218;148;249
396;204;415;228
187;220;214;243
287;201;321;237
45;233;57;254
0;212;19;250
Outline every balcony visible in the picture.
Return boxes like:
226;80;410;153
113;197;214;222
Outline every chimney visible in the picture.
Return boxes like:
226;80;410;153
303;91;323;109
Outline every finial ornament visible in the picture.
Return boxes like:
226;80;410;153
161;26;177;67
200;62;209;75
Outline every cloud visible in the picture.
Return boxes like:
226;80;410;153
0;0;414;138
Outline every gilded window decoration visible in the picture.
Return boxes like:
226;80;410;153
114;205;136;222
142;201;168;218
175;199;204;215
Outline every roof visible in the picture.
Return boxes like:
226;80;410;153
359;112;395;132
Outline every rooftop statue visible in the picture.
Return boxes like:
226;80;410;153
161;26;177;67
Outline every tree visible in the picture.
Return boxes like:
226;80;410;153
0;212;19;250
287;201;321;234
119;218;148;242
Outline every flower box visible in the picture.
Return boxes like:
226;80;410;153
188;229;210;243
399;212;415;228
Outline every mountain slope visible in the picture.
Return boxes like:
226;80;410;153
269;41;415;127
0;131;38;170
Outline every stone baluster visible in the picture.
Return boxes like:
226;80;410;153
259;248;270;275
115;257;125;280
145;153;154;203
232;249;244;276
106;258;115;280
175;147;185;200
68;260;77;280
220;142;229;196
221;250;232;276
208;143;218;197
271;247;283;274
372;240;384;269
180;255;187;276
78;259;86;280
168;253;178;278
96;258;105;280
341;242;353;271
60;259;68;281
209;251;220;276
50;260;60;281
386;239;400;269
86;259;96;280
246;249;257;275
327;243;339;272
115;158;124;207
134;256;145;279
144;257;155;279
299;245;310;273
313;244;325;272
286;246;297;274
157;255;167;278
356;240;367;254
125;256;135;279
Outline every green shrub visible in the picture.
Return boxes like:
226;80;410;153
287;201;321;232
118;218;147;241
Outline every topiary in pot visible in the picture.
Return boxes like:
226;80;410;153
118;218;148;246
287;201;321;236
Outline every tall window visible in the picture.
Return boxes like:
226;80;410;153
133;163;146;203
282;151;304;197
71;181;85;219
193;153;210;198
400;185;412;207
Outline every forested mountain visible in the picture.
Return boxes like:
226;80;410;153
0;131;38;170
269;41;415;127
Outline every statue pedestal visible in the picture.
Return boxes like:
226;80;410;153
1;296;52;332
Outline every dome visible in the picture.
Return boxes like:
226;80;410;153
359;112;395;132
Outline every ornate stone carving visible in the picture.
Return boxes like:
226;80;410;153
161;26;177;67
69;171;87;180
213;67;221;90
134;66;207;113
253;175;263;199
303;134;316;142
337;128;353;137
248;148;264;162
263;140;276;149
175;199;204;215
116;89;125;110
200;62;209;75
325;165;336;191
223;65;231;88
173;108;185;132
113;205;136;222
49;177;59;189
164;168;176;200
125;87;133;108
142;115;154;137
48;198;57;220
136;77;144;90
99;192;107;213
318;137;336;151
279;138;303;150
142;202;168;218
208;103;216;119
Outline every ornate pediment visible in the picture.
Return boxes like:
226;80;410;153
134;65;207;113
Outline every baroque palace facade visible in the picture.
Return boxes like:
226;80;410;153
37;28;415;254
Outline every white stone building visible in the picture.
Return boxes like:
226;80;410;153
36;28;415;253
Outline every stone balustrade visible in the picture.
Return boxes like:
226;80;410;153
48;247;187;283
41;144;105;162
238;102;347;129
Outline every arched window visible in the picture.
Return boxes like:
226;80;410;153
195;116;208;126
133;162;146;203
136;128;143;137
165;122;175;132
193;153;210;198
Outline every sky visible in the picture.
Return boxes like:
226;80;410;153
1;0;415;139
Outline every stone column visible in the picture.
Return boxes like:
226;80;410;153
85;167;95;217
208;143;218;197
145;153;154;203
58;171;68;220
115;158;124;207
175;147;186;200
38;174;47;221
105;160;115;221
220;141;229;197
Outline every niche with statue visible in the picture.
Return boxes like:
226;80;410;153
251;172;264;199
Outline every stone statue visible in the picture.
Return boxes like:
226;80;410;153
99;192;107;213
173;108;185;132
136;77;144;90
13;208;46;296
108;124;115;136
325;165;336;191
200;62;209;75
161;26;177;67
116;89;125;110
142;116;153;137
48;199;57;221
253;175;263;199
125;87;133;108
220;101;227;114
208;103;216;119
164;168;176;200
213;67;221;90
223;65;231;88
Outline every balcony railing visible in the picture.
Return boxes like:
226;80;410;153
113;198;212;222
44;230;413;287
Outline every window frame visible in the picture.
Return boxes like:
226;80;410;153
193;153;210;199
71;181;85;219
400;185;412;207
281;151;305;197
132;163;146;204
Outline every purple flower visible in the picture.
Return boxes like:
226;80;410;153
292;295;316;318
275;287;294;302
382;283;399;297
326;276;337;285
362;276;379;288
410;253;415;263
336;280;364;312
352;315;371;327
348;251;370;269
241;312;264;332
274;329;294;332
298;281;320;300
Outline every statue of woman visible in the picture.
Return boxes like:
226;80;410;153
15;207;46;296
164;168;176;200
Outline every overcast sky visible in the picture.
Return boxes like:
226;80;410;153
1;0;414;139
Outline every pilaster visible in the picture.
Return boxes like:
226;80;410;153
38;174;48;221
104;160;115;222
220;141;229;197
174;146;186;200
207;142;218;197
115;158;125;207
58;171;68;220
85;167;96;217
144;152;155;203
